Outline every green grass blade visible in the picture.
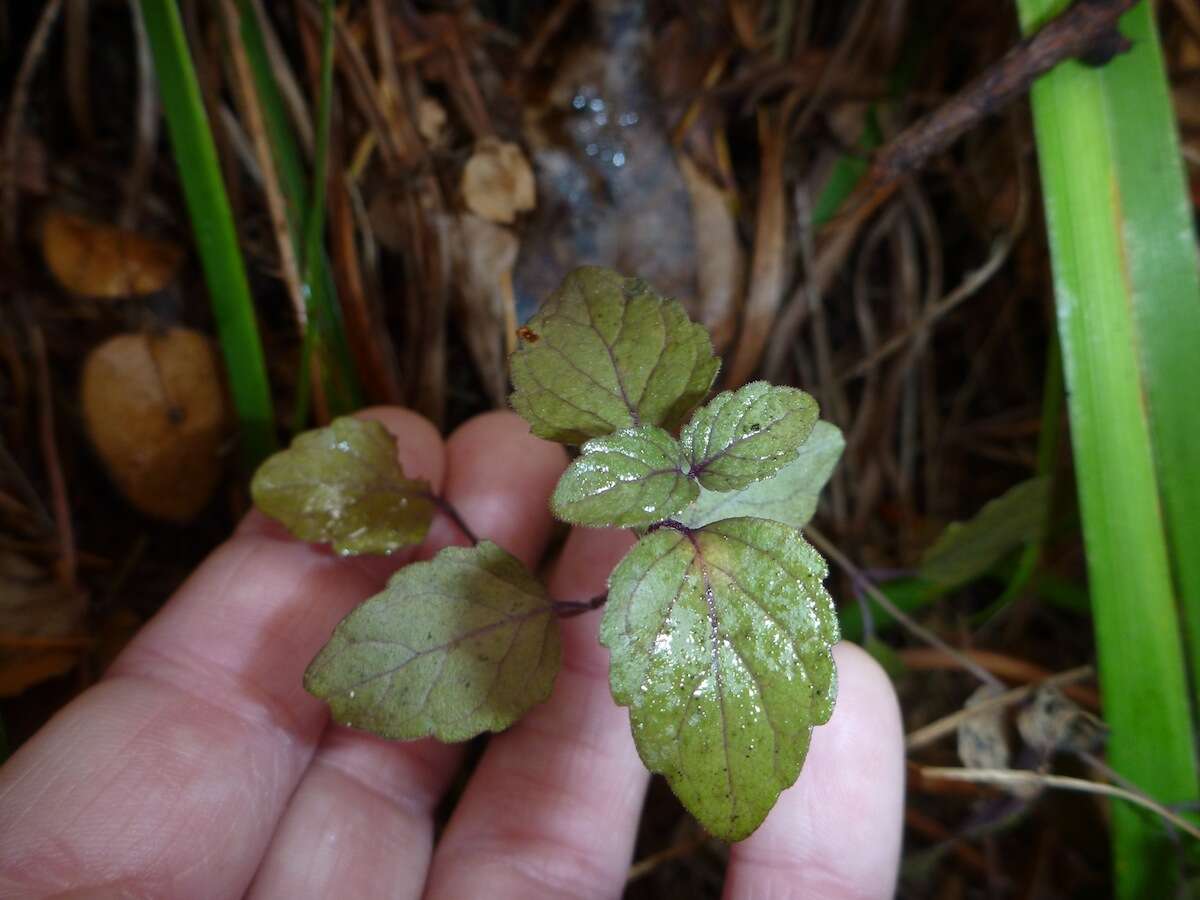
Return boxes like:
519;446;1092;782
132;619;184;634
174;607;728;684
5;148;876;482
139;0;276;465
235;1;308;218
1102;4;1200;701
301;0;360;416
1015;2;1200;894
236;0;361;422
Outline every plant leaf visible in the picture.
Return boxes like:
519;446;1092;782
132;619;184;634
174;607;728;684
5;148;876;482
509;266;720;445
251;417;434;555
551;426;698;527
681;382;819;492
919;476;1051;588
678;420;844;529
305;542;561;741
601;518;839;841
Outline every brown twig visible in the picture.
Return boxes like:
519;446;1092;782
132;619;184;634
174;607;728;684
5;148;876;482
218;0;309;334
65;0;94;143
871;0;1137;184
121;0;160;228
519;0;580;69
552;595;607;619
906;664;1095;752
29;321;76;595
725;109;789;387
626;830;710;882
805;525;1003;688
918;766;1200;843
250;0;315;154
898;647;1101;709
2;0;63;255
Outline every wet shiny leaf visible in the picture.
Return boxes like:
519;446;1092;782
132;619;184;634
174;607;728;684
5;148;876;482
551;425;697;527
681;382;819;492
509;266;719;445
305;542;561;741
251;417;434;556
678;421;844;529
601;518;839;841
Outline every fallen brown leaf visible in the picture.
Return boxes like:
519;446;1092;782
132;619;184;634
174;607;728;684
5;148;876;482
80;328;229;522
41;209;183;299
679;155;744;354
0;551;86;697
460;138;536;224
447;213;518;405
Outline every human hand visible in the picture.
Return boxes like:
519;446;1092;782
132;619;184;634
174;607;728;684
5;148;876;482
0;409;904;899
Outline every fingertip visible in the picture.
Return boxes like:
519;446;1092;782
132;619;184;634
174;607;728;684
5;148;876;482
547;526;638;601
442;411;568;569
724;641;904;900
354;406;446;491
235;407;445;549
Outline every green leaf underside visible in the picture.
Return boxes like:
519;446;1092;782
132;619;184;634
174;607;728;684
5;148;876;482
920;476;1051;588
601;518;839;841
681;382;819;493
678;421;845;530
551;426;698;527
251;417;434;556
509;266;720;445
305;542;561;741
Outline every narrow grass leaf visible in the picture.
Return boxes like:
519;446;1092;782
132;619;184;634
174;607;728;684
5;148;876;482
139;0;275;464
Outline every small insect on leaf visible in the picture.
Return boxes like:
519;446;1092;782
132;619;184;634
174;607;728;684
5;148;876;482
305;542;561;741
602;517;839;841
681;382;819;492
516;325;539;343
551;425;697;528
509;266;720;445
251;417;434;556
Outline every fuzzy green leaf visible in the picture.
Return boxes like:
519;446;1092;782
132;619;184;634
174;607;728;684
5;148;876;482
679;421;844;529
305;542;560;741
920;476;1051;588
681;382;819;492
551;426;698;527
601;518;839;841
509;266;720;445
251;417;434;555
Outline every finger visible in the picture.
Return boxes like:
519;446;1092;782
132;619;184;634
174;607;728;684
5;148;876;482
248;411;568;899
723;642;904;900
425;526;649;900
0;409;444;898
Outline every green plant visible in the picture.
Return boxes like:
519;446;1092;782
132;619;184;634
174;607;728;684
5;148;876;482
1015;1;1200;894
250;266;845;841
139;0;276;466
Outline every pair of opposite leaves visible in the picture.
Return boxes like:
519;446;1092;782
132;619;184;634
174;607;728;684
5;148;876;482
252;266;844;842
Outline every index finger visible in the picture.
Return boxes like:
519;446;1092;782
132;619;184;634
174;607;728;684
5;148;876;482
0;409;444;898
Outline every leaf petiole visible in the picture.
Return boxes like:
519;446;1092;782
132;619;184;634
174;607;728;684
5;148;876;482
551;595;608;618
427;493;480;546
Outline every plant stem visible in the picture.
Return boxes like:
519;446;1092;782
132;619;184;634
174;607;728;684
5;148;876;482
807;526;1002;689
552;595;608;618
429;494;480;546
